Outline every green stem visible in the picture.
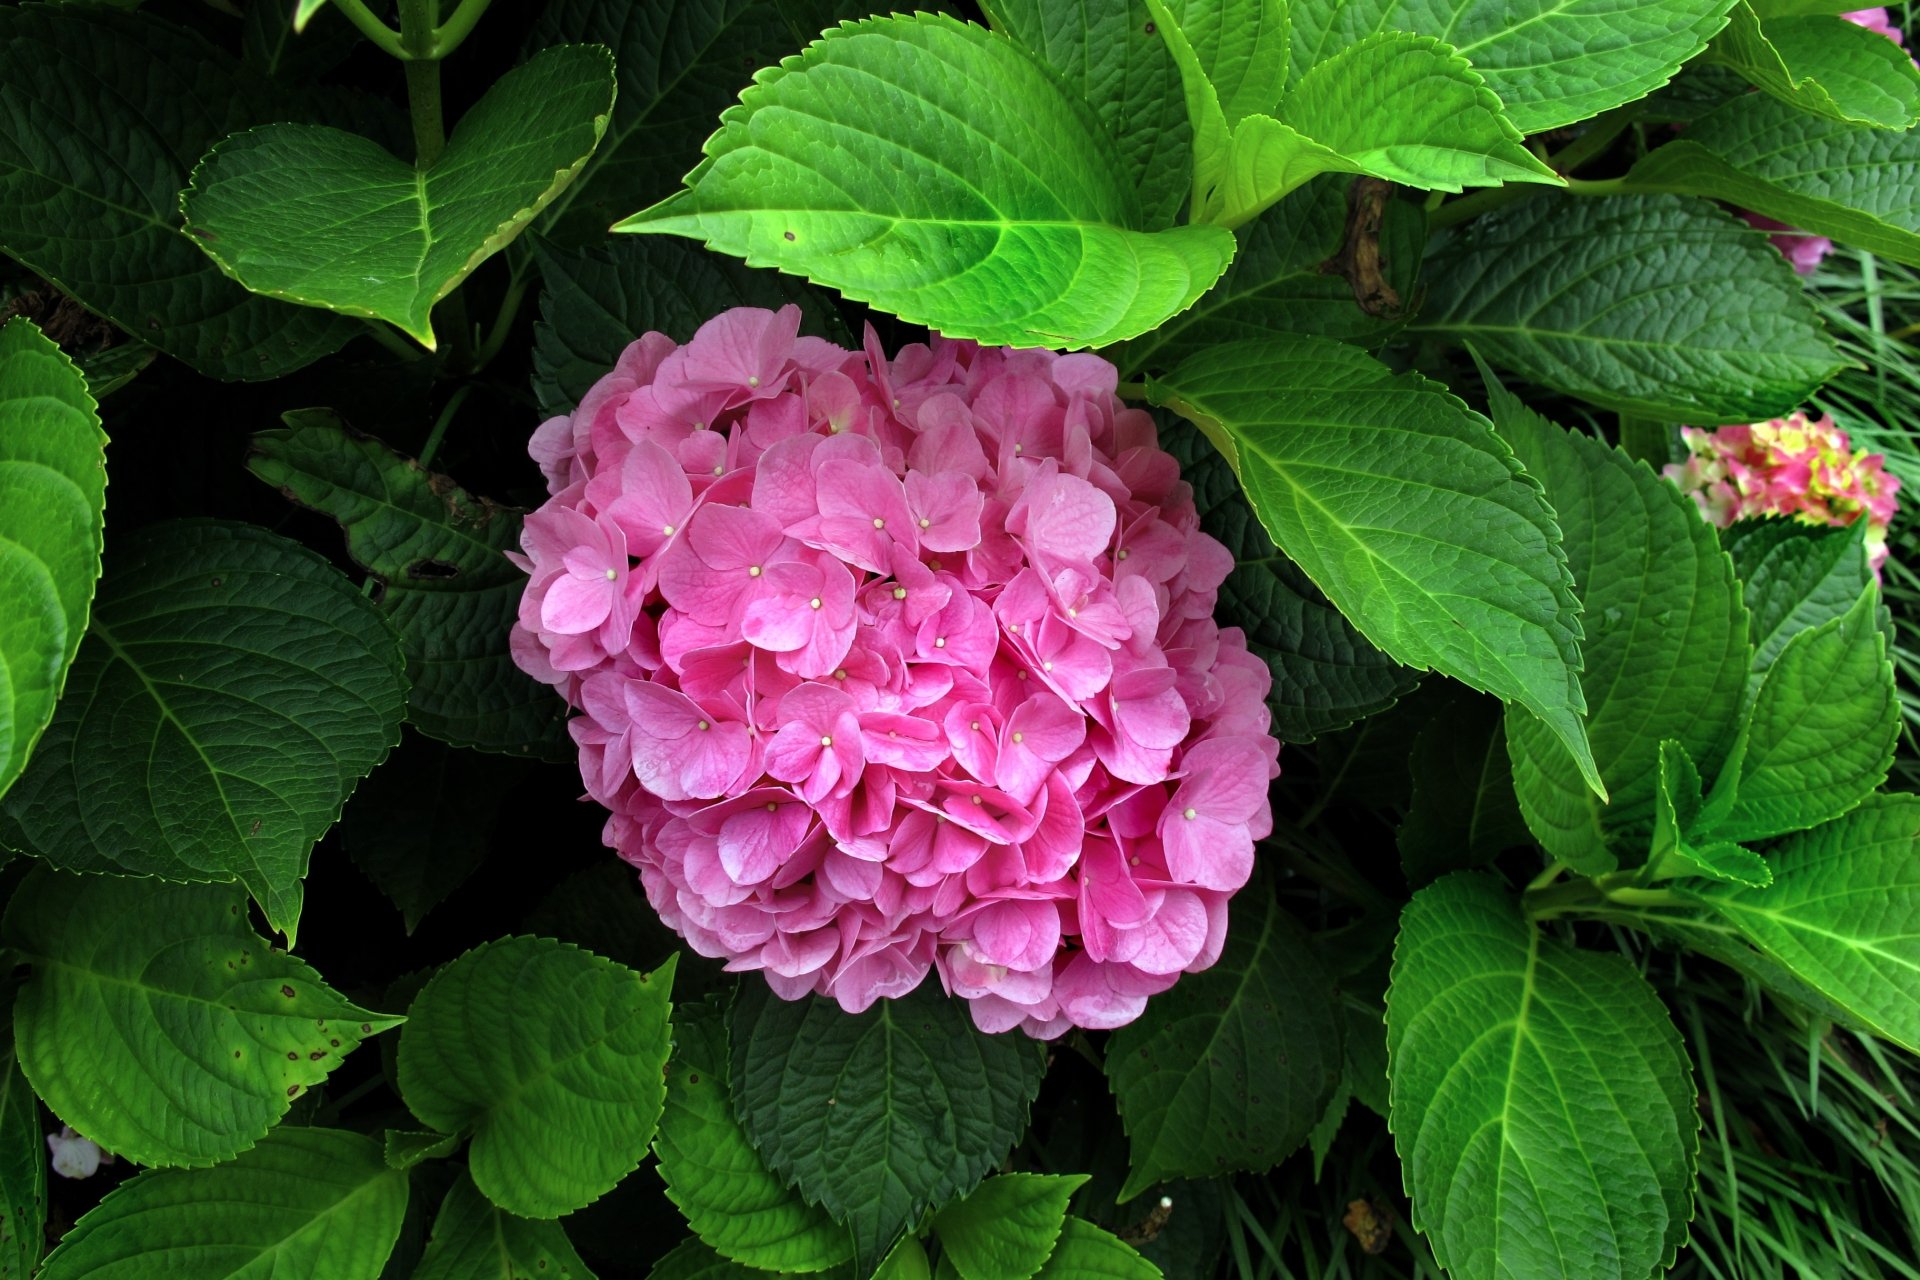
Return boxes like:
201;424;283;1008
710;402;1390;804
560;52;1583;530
402;59;445;165
358;318;422;361
418;385;472;469
1427;183;1542;231
1564;177;1628;197
432;0;495;58
471;253;534;371
327;0;408;59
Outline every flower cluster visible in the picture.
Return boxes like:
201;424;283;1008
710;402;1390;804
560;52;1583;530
509;306;1279;1037
1664;412;1902;571
1748;9;1909;275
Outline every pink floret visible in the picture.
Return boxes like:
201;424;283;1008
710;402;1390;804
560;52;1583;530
509;306;1281;1037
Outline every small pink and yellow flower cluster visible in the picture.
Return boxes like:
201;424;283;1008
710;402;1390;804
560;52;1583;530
1663;412;1902;571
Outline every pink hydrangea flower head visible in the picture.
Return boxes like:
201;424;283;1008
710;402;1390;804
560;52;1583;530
511;307;1281;1037
1845;7;1906;48
1742;212;1834;277
1664;410;1903;573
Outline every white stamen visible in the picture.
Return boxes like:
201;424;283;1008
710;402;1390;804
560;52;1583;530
1183;807;1197;820
809;597;823;610
662;524;675;535
767;802;778;812
1013;443;1023;454
934;637;946;648
971;794;984;805
820;735;833;747
696;720;710;731
1017;670;1028;680
892;586;907;600
1117;548;1130;560
1012;731;1024;744
713;465;724;476
749;565;763;577
604;568;617;580
1067;607;1078;618
969;720;980;732
747;376;761;388
873;517;886;529
1042;660;1054;672
833;669;848;680
918;517;931;528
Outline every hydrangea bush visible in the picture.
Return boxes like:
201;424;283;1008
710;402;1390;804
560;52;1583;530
0;2;1917;1279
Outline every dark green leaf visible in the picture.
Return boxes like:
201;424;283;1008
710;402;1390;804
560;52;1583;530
1398;690;1530;886
1709;587;1895;842
248;413;566;758
1651;739;1773;887
1491;385;1747;872
1419;194;1844;423
0;6;359;380
1724;519;1874;678
1709;4;1920;128
2;870;400;1168
0;317;104;803
343;733;529;933
0;986;43;1280
531;237;849;419
397;939;676;1219
1035;1219;1163;1280
413;1173;597;1280
1148;336;1597;793
1388;872;1697;1280
0;521;408;938
981;0;1191;228
1625;94;1920;266
36;1128;408;1280
655;1000;852;1273
1106;889;1342;1199
729;980;1047;1271
618;13;1235;350
184;46;616;349
1119;176;1424;376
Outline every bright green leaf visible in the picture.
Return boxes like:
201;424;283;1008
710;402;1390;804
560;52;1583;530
36;1128;407;1280
293;0;330;32
654;1000;852;1273
1419;194;1845;423
1709;4;1920;128
1158;0;1289;127
729;980;1047;1272
530;236;849;419
1388;872;1697;1280
1119;176;1424;375
526;1;868;245
0;520;408;938
1492;386;1747;872
1710;587;1895;843
383;1129;461;1171
1686;795;1920;1052
1148;336;1598;796
2;870;398;1168
617;13;1235;351
0;6;359;380
247;412;566;758
1035;1219;1163;1280
0;985;44;1280
980;0;1191;228
397;939;676;1219
1651;740;1772;886
184;46;617;348
1287;0;1738;134
1625;94;1920;266
343;733;531;934
1161;418;1417;741
934;1173;1088;1280
0;317;104;804
1107;888;1342;1199
1725;520;1875;679
413;1173;596;1280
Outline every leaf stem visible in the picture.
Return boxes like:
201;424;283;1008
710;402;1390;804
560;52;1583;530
1542;107;1636;177
471;251;534;372
418;384;472;469
432;0;495;58
358;319;422;361
401;61;445;166
327;0;408;59
1427;184;1542;231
